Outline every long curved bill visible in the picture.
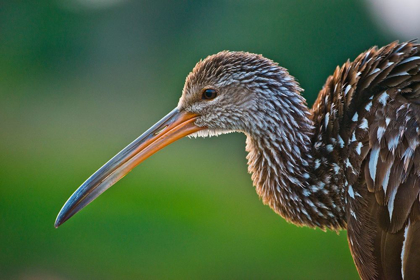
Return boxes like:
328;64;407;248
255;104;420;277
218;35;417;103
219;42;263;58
55;108;203;228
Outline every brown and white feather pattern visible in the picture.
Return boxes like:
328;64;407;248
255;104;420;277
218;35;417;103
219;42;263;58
179;43;420;279
311;41;420;279
182;51;348;229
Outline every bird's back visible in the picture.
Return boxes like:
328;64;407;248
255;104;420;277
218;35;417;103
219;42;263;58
311;41;420;280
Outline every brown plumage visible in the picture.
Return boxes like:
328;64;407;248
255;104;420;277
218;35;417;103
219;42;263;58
55;41;420;279
313;41;420;279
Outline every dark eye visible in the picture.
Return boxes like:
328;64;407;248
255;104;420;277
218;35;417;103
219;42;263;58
202;88;217;100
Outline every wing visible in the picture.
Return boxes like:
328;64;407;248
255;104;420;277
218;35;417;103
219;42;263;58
320;41;420;280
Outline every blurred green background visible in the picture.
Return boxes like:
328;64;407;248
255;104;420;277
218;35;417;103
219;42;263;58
0;0;407;279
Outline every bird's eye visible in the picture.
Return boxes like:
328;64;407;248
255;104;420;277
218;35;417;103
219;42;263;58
202;88;217;100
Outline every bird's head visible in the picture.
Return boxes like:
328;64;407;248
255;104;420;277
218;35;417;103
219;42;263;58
55;51;304;227
178;51;301;137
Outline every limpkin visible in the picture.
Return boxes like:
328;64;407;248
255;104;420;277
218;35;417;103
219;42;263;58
55;41;420;279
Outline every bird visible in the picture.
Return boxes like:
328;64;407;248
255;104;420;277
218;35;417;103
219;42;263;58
55;41;420;280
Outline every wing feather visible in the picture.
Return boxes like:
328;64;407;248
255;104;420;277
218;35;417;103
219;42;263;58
320;41;420;279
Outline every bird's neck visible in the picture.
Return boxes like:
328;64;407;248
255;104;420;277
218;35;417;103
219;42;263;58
244;91;346;230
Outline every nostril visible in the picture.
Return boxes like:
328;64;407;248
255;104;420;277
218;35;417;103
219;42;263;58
154;125;168;136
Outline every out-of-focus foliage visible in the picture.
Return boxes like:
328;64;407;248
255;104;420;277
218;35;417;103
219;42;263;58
1;0;396;279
